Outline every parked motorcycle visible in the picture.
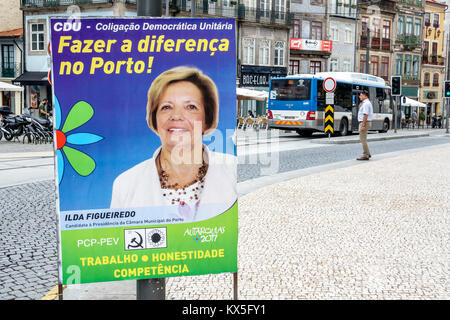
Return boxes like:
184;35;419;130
0;106;54;144
0;106;12;142
0;111;27;142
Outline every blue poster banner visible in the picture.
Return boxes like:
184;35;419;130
50;17;238;284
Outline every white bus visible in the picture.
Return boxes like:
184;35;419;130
267;72;393;136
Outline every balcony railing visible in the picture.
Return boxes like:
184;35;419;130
240;7;293;26
360;37;391;51
330;4;357;19
398;0;423;6
21;0;112;8
403;74;419;81
0;63;22;79
177;2;293;26
360;35;368;48
397;34;421;47
381;38;391;51
405;35;420;46
371;37;380;50
422;55;445;66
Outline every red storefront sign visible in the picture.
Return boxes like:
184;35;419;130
289;38;333;52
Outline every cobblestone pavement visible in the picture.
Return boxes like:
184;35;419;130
164;145;450;300
237;135;450;182
0;181;57;300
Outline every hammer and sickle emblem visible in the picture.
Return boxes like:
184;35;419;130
127;231;143;249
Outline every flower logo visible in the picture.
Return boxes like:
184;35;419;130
54;96;103;184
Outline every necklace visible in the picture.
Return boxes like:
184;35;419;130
158;153;208;207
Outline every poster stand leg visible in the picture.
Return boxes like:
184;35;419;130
233;272;238;300
58;284;63;300
136;1;166;301
137;278;166;300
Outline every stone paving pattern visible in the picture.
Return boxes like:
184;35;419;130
164;145;450;299
0;181;58;300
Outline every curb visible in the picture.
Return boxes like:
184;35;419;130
0;151;53;159
313;133;430;144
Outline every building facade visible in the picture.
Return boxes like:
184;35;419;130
392;0;425;101
0;0;24;114
420;0;447;117
239;1;291;116
356;0;396;84
289;0;331;75
16;0;137;115
328;0;357;73
1;0;23;32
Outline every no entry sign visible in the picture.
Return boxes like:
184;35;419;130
323;77;336;93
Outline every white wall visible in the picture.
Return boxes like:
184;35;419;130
329;17;355;71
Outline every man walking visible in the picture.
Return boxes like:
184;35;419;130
357;90;373;160
38;98;50;119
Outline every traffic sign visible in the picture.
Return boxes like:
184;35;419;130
324;104;334;134
323;77;336;93
326;92;334;104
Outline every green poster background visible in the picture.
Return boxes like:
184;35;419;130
60;203;238;284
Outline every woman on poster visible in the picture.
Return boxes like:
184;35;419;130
110;66;237;222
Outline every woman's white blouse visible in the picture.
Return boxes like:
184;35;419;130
110;146;237;222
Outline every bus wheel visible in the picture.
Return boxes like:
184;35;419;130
379;119;389;133
339;118;348;136
296;129;313;137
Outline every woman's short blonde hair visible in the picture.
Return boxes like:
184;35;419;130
146;66;219;135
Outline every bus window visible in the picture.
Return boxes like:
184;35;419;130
334;83;352;112
317;80;326;111
376;88;385;100
270;79;311;101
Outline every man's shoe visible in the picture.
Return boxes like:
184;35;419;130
357;156;370;160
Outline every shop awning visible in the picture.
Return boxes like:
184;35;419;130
0;81;23;92
237;88;268;101
13;71;48;85
401;96;426;108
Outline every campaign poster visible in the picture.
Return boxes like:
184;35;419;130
50;17;237;284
